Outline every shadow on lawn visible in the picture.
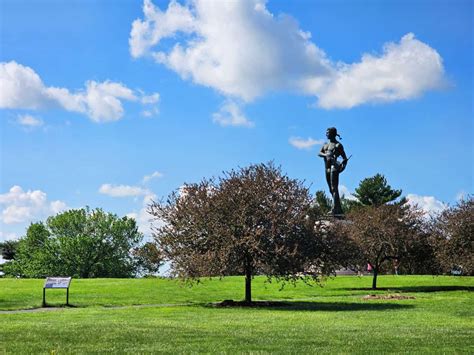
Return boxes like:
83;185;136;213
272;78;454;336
208;301;413;311
342;286;473;293
274;302;414;312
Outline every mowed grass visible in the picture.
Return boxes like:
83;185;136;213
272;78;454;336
1;275;473;353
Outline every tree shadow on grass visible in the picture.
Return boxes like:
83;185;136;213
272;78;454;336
43;303;78;308
274;302;414;312
342;286;473;293
207;300;413;312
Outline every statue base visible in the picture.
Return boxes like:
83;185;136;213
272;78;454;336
326;213;345;220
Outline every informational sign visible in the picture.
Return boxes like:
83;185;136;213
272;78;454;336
42;277;72;307
44;277;72;289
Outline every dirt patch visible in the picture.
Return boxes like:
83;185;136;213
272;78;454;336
211;300;290;308
363;294;416;300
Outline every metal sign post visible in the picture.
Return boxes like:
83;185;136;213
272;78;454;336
43;277;72;307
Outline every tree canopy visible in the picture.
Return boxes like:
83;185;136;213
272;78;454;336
313;190;332;215
150;162;323;303
430;197;473;275
353;174;402;206
0;240;19;261
3;208;146;278
340;203;424;289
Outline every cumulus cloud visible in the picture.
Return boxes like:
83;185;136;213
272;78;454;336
314;33;446;109
212;101;254;127
406;193;447;216
16;114;44;128
289;136;324;150
99;184;149;197
0;185;68;224
126;192;158;236
131;0;331;102
142;171;164;184
130;0;446;110
0;61;160;122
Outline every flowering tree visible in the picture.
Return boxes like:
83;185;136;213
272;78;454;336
150;163;323;303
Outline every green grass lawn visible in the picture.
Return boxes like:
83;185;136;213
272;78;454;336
1;275;473;353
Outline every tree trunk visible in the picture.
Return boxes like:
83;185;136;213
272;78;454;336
245;265;252;303
372;268;378;290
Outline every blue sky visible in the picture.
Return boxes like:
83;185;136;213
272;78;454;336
1;0;472;242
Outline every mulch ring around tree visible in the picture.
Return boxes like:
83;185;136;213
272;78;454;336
362;294;416;300
210;300;290;308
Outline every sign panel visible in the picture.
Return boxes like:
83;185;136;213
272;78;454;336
44;277;72;289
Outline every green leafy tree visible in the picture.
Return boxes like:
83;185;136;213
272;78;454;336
340;196;360;214
3;223;56;277
314;190;332;214
353;174;402;206
313;190;358;215
150;162;325;303
0;240;19;260
3;208;145;278
0;240;20;275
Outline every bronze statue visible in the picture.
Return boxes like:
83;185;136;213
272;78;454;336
318;127;349;216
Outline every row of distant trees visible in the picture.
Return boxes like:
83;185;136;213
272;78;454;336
1;163;472;300
0;208;161;278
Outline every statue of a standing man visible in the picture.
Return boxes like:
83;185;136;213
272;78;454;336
318;127;349;216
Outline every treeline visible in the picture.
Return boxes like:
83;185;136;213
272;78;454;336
0;208;161;278
310;174;473;287
0;163;472;296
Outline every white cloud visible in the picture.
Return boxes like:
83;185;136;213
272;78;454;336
16;114;44;128
0;231;18;242
140;92;160;117
0;61;52;109
406;193;447;216
142;171;164;184
130;1;445;109
131;0;332;102
339;185;357;201
212;101;254;127
0;61;160;122
289;136;323;150
126;192;158;236
0;185;68;224
314;33;446;109
99;184;149;197
141;106;159;117
129;0;196;59
141;92;160;104
50;200;68;214
81;81;137;122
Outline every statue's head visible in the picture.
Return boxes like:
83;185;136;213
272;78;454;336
326;127;339;139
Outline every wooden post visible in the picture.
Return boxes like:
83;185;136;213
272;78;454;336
42;288;46;307
66;288;69;306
